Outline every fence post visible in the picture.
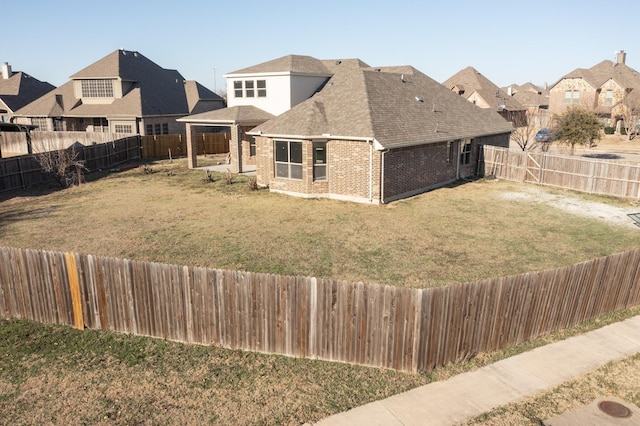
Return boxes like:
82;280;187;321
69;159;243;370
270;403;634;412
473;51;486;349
65;252;84;330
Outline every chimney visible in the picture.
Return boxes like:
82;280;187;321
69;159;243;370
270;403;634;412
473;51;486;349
616;50;626;65
507;86;513;96
2;62;11;79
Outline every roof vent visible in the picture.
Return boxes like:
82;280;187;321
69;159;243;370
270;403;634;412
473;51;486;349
415;96;424;102
401;74;405;82
335;60;342;65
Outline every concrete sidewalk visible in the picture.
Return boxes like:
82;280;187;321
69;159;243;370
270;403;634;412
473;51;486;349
315;316;640;426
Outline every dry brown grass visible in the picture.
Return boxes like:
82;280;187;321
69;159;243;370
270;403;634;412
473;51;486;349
1;156;640;424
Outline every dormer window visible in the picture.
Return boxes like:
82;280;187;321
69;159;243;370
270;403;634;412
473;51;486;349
81;79;114;98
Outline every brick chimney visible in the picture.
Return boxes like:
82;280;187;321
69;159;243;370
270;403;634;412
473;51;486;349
2;62;11;79
616;50;626;65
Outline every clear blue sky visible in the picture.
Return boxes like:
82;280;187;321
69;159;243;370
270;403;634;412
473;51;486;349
4;0;640;92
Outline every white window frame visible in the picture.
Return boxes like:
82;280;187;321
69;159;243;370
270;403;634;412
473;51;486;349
313;141;327;180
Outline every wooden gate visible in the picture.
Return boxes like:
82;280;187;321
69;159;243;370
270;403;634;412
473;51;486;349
525;152;543;183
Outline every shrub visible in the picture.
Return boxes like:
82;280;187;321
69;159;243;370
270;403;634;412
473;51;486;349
604;127;615;134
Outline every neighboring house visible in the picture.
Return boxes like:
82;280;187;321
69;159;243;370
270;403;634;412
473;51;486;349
222;57;510;204
0;62;54;122
503;82;550;128
179;55;335;173
13;49;224;135
443;67;528;127
548;51;640;131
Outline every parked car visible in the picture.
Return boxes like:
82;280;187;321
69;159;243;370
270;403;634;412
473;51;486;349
535;128;558;143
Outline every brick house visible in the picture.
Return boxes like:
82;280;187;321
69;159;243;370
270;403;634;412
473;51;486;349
179;55;329;172
248;60;513;204
13;49;224;135
443;66;528;127
548;51;640;131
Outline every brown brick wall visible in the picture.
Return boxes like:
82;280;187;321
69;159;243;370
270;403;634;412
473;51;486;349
549;78;598;116
383;141;457;200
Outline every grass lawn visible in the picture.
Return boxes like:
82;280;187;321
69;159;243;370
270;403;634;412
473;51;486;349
1;157;639;288
1;156;639;424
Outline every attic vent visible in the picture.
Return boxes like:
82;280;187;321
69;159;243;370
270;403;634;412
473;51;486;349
415;96;424;102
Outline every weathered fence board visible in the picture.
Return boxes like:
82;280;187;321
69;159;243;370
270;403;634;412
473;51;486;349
1;246;639;373
140;133;229;159
482;146;640;199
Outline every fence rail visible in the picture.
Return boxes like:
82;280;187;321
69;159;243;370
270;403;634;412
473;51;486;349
1;246;639;373
481;146;640;199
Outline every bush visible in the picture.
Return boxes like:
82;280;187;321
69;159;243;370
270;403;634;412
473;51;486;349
604;127;615;134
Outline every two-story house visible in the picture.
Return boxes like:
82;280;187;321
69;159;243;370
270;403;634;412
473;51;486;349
181;55;514;204
0;62;54;123
13;49;225;135
548;51;640;131
443;67;528;127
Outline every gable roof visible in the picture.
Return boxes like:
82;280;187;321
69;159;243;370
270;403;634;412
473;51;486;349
442;66;525;112
16;49;224;118
0;69;55;113
227;54;333;76
551;60;640;90
250;62;513;150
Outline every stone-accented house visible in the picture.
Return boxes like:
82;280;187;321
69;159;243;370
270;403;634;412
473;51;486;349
13;49;225;135
245;58;513;204
503;82;550;128
548;50;640;132
443;66;527;127
0;62;54;122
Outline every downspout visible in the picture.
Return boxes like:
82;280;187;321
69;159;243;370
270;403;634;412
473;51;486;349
369;140;373;203
380;149;386;203
456;140;461;179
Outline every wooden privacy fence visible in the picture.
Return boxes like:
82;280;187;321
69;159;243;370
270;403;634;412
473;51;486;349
0;136;141;192
1;246;639;373
0;131;138;157
481;146;640;199
141;133;229;159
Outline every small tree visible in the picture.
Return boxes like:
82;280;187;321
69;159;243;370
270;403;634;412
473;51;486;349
553;107;602;154
619;94;640;140
35;145;86;188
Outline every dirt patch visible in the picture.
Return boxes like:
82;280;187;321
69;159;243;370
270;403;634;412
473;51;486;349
499;186;640;230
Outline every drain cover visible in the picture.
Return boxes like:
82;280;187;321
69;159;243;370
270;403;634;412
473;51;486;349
598;400;632;418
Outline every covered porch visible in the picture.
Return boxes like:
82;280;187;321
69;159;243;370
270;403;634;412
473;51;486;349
177;106;274;173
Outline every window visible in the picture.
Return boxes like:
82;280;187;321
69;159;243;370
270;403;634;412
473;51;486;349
31;117;48;131
93;118;108;132
605;90;614;105
234;81;243;97
460;141;472;165
245;80;254;97
53;118;64;131
275;140;302;179
81;79;114;98
115;124;132;133
313;142;327;180
247;134;256;156
162;123;169;134
564;90;580;105
154;124;161;135
257;80;267;97
146;124;153;135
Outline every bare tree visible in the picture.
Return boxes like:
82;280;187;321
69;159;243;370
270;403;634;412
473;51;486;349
35;145;86;188
510;109;552;151
618;93;640;140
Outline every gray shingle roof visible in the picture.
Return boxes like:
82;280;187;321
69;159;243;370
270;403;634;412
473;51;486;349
16;49;223;118
0;70;55;112
443;67;525;112
177;105;274;124
553;60;640;90
228;54;333;75
250;62;513;150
